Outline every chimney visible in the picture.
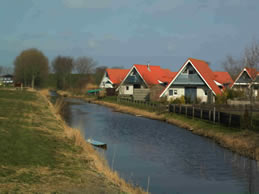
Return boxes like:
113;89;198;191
147;63;151;72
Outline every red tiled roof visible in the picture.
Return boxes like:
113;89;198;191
106;69;129;84
134;64;176;85
245;67;258;79
160;58;233;97
213;72;233;85
231;67;259;88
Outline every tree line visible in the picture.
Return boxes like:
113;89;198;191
10;40;259;90
13;48;107;92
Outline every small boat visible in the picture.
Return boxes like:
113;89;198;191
87;138;107;149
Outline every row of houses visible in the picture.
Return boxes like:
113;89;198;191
0;74;13;86
99;58;259;103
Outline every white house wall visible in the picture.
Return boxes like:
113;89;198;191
166;87;184;101
99;76;113;88
119;85;133;95
197;88;208;102
166;86;209;103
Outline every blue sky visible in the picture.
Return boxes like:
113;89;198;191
0;0;259;71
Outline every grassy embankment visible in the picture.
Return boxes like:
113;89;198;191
79;96;259;161
0;89;144;193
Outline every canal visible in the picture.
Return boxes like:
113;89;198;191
65;98;259;194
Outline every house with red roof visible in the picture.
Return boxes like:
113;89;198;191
99;69;129;88
117;64;176;101
231;67;259;97
160;58;233;103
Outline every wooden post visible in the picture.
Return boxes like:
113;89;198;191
192;105;194;119
209;110;211;121
213;106;216;124
200;108;203;119
185;105;187;116
228;114;232;127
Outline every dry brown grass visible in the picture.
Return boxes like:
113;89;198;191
86;83;99;90
94;100;165;120
39;89;146;194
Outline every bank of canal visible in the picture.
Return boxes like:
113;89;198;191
66;98;259;194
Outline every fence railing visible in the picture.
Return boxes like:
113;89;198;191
116;96;259;129
169;104;259;128
117;96;167;113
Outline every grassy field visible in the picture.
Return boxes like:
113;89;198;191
0;89;143;193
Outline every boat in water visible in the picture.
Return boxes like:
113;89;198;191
87;138;107;149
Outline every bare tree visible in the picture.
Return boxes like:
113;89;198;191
222;55;243;80
74;56;97;75
73;57;97;90
3;66;13;75
94;66;107;85
52;56;74;90
0;66;3;75
14;48;49;88
244;41;259;128
243;41;259;71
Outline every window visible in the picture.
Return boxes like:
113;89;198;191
182;67;188;74
126;86;129;90
174;90;178;95
189;69;195;74
134;84;141;89
204;90;208;96
169;89;173;96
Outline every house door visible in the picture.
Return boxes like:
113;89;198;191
185;87;197;103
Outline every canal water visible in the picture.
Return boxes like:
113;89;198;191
66;98;259;194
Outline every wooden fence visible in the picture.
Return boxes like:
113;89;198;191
117;95;259;129
117;96;167;113
169;104;259;128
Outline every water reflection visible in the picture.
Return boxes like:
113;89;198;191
65;98;259;194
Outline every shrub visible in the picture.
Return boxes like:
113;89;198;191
159;96;168;104
170;95;185;104
195;97;202;104
215;93;227;104
215;88;245;104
